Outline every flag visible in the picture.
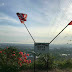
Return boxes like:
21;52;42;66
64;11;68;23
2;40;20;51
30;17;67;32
16;13;27;24
68;21;72;25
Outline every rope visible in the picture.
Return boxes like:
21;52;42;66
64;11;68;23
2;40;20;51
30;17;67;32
24;24;36;43
49;24;69;44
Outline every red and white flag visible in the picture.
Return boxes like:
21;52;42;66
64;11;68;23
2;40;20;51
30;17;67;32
16;13;27;24
68;21;72;25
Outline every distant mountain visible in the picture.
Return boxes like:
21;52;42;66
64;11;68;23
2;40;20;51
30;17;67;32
0;43;34;49
0;43;72;50
49;44;72;49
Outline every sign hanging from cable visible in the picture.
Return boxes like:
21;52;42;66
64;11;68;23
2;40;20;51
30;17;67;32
34;43;49;54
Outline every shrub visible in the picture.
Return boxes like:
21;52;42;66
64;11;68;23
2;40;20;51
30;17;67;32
0;46;31;72
35;54;55;70
58;59;72;69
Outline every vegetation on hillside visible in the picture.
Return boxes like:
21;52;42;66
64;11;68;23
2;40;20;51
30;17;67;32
0;46;72;72
0;47;31;72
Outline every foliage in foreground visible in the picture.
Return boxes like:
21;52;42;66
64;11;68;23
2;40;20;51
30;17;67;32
35;54;55;70
34;54;72;70
0;47;31;72
0;46;72;72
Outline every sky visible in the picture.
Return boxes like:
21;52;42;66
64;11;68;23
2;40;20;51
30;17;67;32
0;0;72;44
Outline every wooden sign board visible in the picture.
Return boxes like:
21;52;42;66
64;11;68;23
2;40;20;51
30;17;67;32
34;43;49;54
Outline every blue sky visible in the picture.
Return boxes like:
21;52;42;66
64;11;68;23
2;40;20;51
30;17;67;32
0;0;72;44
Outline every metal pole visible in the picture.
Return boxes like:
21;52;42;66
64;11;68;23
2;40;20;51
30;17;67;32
34;43;36;72
46;54;48;72
47;58;48;72
23;24;35;43
49;24;69;44
34;53;36;72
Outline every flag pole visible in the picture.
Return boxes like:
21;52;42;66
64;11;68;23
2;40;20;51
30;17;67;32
23;23;35;43
23;23;36;72
49;24;69;44
17;13;36;71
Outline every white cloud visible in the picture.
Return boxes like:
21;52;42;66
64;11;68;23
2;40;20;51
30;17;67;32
0;3;4;6
0;25;33;44
0;17;19;23
65;4;72;20
0;13;19;24
0;20;72;44
2;3;4;6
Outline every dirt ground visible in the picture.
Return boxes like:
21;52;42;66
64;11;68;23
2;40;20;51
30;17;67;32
19;69;72;72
